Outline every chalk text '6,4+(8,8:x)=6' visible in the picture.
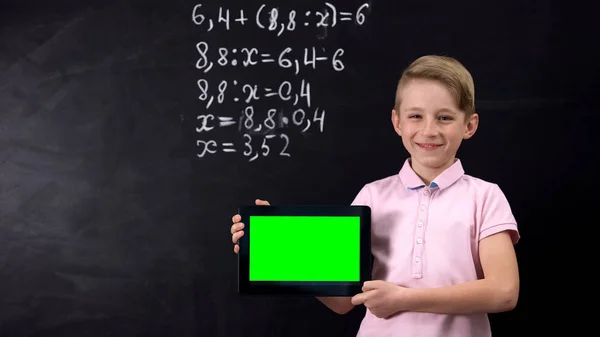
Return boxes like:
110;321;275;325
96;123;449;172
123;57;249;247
192;3;371;36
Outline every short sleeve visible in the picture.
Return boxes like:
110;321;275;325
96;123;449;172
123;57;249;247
351;184;371;207
480;184;520;244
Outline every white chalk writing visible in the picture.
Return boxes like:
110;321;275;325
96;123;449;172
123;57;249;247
193;2;370;162
192;3;370;36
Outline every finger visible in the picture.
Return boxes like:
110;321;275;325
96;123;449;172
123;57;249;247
234;244;240;254
255;199;270;206
362;280;381;292
230;222;244;234
232;214;241;223
232;230;244;244
351;293;367;306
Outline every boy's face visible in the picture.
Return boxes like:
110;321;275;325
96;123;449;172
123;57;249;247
392;78;478;175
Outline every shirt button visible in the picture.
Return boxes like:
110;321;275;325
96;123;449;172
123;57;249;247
420;205;426;211
415;257;420;263
417;238;422;244
418;221;423;227
423;189;430;196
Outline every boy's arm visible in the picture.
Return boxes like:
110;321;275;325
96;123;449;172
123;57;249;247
401;230;519;314
317;296;355;314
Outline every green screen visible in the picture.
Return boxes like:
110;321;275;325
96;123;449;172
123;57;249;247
249;216;361;281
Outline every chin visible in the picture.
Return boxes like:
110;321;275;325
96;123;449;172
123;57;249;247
414;155;451;169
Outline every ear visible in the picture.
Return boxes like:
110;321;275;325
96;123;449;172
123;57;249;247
463;112;479;139
391;109;401;136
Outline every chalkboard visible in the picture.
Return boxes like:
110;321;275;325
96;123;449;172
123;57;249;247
0;0;596;336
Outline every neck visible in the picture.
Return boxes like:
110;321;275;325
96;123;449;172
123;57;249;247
410;157;456;186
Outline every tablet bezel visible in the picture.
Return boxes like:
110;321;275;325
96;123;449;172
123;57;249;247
237;205;371;296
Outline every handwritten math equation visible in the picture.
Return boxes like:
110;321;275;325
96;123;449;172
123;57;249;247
197;79;311;109
192;3;371;36
196;43;345;75
196;106;325;162
192;2;370;162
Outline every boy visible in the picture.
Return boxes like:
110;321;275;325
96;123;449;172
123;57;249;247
230;55;520;337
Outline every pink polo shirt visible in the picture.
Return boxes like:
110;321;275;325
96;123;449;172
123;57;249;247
352;158;519;337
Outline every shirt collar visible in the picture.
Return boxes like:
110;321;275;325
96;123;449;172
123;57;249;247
398;158;465;191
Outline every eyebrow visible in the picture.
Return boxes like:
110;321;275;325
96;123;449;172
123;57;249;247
405;107;458;114
437;108;458;114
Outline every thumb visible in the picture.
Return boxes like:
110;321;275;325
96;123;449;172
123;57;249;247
255;199;270;206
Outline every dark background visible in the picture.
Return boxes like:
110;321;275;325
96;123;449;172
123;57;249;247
0;0;596;336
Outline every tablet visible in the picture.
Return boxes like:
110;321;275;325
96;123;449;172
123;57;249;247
237;205;371;296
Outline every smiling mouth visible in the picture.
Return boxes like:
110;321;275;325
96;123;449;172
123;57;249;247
416;143;442;150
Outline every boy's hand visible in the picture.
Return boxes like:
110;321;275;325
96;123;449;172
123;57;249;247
351;280;407;318
231;199;270;254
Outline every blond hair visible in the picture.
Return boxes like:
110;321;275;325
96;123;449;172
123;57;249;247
394;55;475;118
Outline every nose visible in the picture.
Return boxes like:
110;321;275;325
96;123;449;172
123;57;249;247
422;119;439;137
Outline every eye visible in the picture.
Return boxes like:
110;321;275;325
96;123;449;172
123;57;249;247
408;114;421;119
439;116;454;121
